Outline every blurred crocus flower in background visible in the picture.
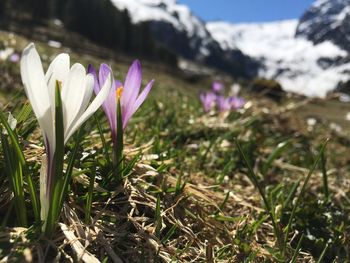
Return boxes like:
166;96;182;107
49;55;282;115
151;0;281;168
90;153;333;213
212;81;224;93
200;91;216;112
21;43;113;232
9;52;20;63
230;96;245;110
230;83;241;96
217;95;232;112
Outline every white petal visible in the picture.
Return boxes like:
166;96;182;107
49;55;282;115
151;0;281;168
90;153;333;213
65;74;94;135
21;43;55;154
21;43;51;121
77;74;94;117
45;53;70;118
64;72;113;143
61;63;87;135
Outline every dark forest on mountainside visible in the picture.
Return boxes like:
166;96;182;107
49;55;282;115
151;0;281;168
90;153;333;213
0;0;177;65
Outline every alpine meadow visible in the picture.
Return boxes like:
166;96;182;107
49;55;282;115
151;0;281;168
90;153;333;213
0;0;350;262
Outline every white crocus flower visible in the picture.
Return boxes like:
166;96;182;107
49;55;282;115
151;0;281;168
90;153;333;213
20;43;113;224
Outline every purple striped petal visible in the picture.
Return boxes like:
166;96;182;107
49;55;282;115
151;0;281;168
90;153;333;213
99;63;111;88
123;79;154;129
103;87;117;139
121;60;142;116
90;64;117;139
88;64;100;95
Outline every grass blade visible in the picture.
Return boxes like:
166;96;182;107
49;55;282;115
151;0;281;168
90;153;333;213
316;243;329;263
1;133;27;226
320;151;329;201
290;234;304;263
234;138;284;251
94;113;110;164
283;140;329;255
0;110;40;224
262;140;290;176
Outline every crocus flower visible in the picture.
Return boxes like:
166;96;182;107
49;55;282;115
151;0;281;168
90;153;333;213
200;92;216;112
9;52;20;63
217;95;232;112
89;60;154;140
230;96;245;110
20;43;113;226
212;81;224;93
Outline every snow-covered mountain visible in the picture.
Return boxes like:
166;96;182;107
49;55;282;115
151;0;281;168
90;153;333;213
207;19;350;97
296;0;350;52
110;0;259;78
110;0;350;97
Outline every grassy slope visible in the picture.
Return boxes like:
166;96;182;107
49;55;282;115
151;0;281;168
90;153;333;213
0;29;350;262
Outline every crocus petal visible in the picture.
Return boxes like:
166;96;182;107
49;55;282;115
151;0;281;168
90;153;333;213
96;66;116;135
77;74;95;118
123;79;154;128
64;72;113;143
102;86;117;134
99;63;111;88
45;54;70;105
21;43;55;154
88;64;100;94
21;43;51;121
67;74;95;136
61;63;87;134
121;60;142;112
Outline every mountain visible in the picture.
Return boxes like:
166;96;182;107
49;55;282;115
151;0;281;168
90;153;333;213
207;19;350;97
296;0;350;52
110;0;350;97
109;0;259;78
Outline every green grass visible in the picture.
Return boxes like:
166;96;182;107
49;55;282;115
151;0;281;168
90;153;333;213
0;30;350;262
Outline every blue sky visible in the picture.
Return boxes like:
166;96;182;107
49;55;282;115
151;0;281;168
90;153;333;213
177;0;315;23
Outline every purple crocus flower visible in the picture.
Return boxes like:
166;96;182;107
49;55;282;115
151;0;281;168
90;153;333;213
216;95;232;112
88;60;154;144
200;92;216;112
212;81;224;93
9;53;20;63
230;96;245;110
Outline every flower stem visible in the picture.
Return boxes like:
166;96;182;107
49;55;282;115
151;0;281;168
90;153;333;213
114;97;124;180
45;81;65;236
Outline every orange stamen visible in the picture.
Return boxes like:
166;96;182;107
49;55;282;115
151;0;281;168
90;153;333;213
116;86;123;99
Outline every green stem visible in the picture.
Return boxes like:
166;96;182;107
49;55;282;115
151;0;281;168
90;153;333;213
115;97;124;180
45;81;65;236
85;165;96;224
